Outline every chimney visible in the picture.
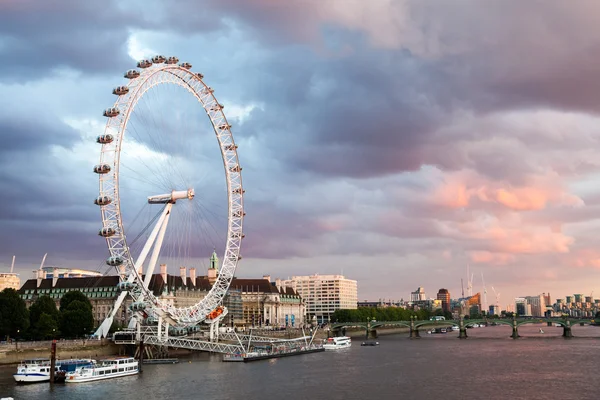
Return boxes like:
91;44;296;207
160;264;167;283
36;269;44;288
180;266;186;286
275;278;282;291
52;267;59;287
189;268;196;287
263;275;271;282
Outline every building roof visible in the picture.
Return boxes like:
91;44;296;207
19;273;214;296
19;274;301;298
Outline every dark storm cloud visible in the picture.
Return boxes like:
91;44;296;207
0;0;146;80
174;0;600;181
0;113;76;151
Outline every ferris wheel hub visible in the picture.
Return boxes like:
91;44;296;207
147;188;195;204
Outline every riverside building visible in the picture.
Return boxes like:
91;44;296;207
281;274;358;324
18;252;304;330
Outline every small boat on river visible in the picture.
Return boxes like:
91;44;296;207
361;341;379;346
323;336;351;350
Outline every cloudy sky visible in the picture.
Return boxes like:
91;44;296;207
2;0;600;308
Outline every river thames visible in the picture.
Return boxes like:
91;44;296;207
1;324;599;400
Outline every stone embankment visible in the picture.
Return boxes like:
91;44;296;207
0;339;120;365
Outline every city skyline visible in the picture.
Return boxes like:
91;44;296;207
2;1;600;304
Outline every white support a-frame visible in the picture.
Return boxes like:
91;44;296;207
95;202;174;338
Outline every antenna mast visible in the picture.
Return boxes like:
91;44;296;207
461;278;464;297
10;256;15;274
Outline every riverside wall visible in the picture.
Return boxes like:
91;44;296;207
0;339;120;365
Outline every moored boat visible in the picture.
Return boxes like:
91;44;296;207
13;358;95;384
65;357;138;383
323;336;351;350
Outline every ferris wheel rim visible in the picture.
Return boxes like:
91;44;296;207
96;59;244;327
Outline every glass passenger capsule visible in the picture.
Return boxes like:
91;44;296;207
117;281;134;291
124;69;140;79
112;86;129;95
130;302;147;311
103;107;120;117
106;256;124;266
96;134;114;144
93;164;111;174
137;59;152;68
98;227;116;237
94;196;112;206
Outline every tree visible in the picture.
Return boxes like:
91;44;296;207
59;291;94;338
0;288;29;340
29;295;59;340
60;291;92;313
36;313;59;340
60;300;94;338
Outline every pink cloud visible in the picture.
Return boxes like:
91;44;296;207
432;170;583;212
469;251;515;265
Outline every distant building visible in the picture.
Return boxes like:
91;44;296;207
0;273;20;291
358;301;381;308
410;287;426;302
525;295;545;317
456;293;481;316
229;276;305;328
515;297;532;316
36;267;103;279
436;288;450;312
281;274;357;324
488;305;500;316
543;292;551;307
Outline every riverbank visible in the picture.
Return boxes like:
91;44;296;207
0;339;120;365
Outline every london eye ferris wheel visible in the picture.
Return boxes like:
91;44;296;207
93;55;245;338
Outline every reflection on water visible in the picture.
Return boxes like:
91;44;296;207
1;324;599;400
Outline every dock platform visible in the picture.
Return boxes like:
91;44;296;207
223;346;324;362
142;358;179;364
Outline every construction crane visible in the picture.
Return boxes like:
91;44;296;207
481;272;488;315
491;286;500;308
466;264;473;297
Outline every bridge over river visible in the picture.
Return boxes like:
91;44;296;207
331;315;597;339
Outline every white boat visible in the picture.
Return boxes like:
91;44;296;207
13;358;95;384
13;359;57;383
66;357;138;383
323;336;351;350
